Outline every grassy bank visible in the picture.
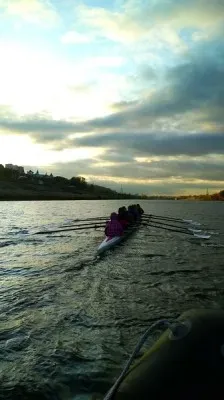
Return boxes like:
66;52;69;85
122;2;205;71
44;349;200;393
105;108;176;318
0;181;126;201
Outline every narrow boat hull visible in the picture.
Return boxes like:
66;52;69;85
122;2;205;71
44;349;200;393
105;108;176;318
97;235;124;254
97;222;140;255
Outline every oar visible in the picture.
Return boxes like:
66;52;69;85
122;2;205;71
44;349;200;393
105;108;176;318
144;222;210;239
144;213;193;224
34;223;106;235
63;216;109;224
142;216;202;232
35;220;144;236
61;219;109;229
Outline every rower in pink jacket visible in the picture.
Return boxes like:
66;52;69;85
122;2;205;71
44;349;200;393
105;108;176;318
105;213;124;238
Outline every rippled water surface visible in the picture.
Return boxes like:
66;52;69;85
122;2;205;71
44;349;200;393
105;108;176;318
0;200;224;399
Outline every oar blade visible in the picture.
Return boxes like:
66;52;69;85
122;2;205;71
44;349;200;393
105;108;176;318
188;228;202;233
193;233;211;239
191;222;201;226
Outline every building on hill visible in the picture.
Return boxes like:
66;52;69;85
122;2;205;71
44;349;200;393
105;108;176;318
34;170;53;179
26;170;54;182
5;164;24;174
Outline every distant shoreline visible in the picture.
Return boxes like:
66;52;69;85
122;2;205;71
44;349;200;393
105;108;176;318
0;181;223;201
0;194;107;201
0;193;222;202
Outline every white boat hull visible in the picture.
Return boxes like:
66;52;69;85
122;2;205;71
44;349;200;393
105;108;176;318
97;235;123;255
97;222;141;255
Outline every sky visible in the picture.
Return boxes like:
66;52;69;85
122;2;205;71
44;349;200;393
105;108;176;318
0;0;224;195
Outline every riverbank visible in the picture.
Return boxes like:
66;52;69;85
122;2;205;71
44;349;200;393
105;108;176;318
0;181;119;201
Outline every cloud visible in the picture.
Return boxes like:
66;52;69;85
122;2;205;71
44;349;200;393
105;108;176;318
1;34;223;152
110;100;138;112
91;177;224;196
52;39;224;133
61;31;91;44
97;150;135;164
77;4;143;44
0;0;60;27
1;33;223;156
0;112;79;146
76;0;224;49
103;157;224;182
0;114;74;135
124;0;224;27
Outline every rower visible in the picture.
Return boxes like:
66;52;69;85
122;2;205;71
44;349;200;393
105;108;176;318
127;205;135;222
105;213;124;238
137;204;144;215
128;205;139;221
118;207;129;229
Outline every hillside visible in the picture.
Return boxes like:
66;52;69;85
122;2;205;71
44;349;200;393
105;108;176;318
0;173;136;201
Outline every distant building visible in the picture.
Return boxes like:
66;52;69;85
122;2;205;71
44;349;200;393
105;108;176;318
5;164;24;174
35;170;45;178
26;169;54;179
34;170;53;179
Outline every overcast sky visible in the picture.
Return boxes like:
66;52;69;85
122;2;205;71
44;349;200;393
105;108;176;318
0;0;223;195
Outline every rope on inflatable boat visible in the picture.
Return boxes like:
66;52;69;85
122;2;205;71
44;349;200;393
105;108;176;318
103;319;172;399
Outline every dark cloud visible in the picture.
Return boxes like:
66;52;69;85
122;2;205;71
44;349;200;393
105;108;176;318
97;150;135;163
74;131;224;156
137;66;158;81
0;113;86;147
0;116;75;136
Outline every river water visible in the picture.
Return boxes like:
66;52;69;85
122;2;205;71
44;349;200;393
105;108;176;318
0;200;224;399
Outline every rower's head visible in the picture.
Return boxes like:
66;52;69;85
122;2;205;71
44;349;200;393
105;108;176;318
110;212;118;220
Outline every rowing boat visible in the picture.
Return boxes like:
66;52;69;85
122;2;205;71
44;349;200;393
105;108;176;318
97;221;141;255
